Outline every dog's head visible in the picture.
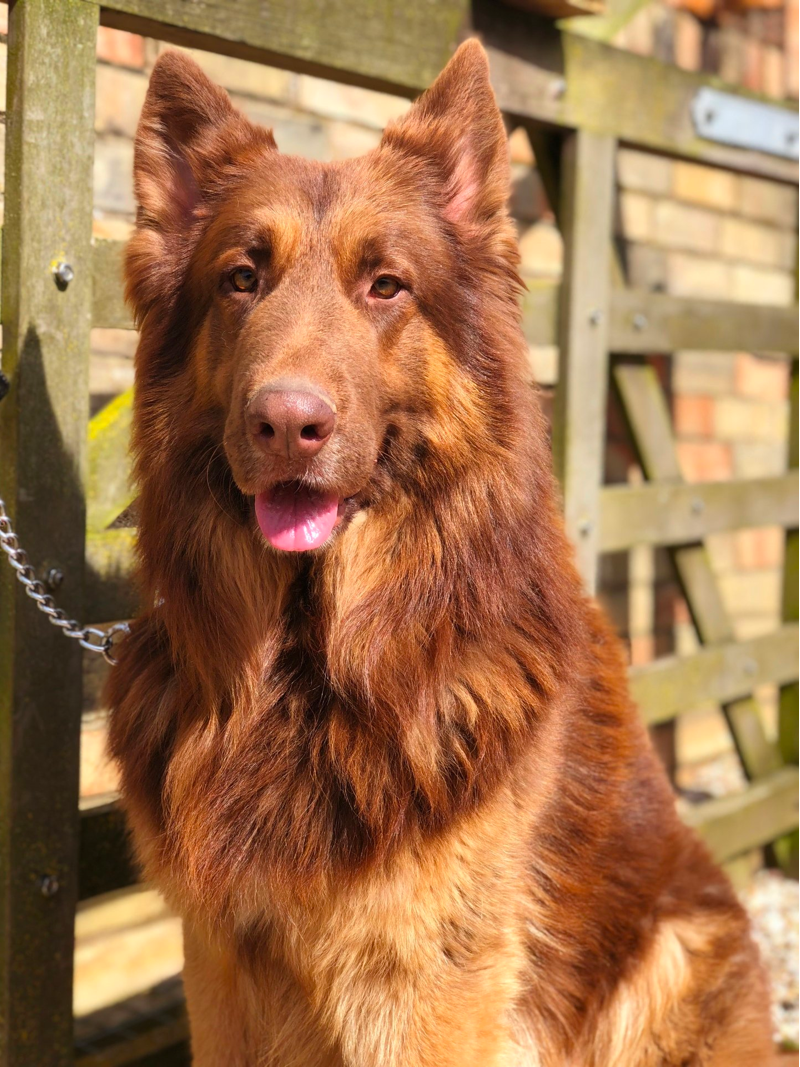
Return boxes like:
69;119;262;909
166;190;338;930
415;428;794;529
127;40;532;557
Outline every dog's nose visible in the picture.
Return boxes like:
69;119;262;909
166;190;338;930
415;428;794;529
246;382;336;459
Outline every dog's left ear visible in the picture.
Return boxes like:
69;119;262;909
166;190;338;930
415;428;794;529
381;40;509;228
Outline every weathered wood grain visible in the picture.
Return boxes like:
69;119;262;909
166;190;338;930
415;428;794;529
630;624;799;726
86;0;799;179
681;766;799;863
600;474;799;552
0;2;98;1064
613;362;787;783
552;131;615;591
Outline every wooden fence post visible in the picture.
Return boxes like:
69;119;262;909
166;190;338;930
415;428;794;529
552;131;616;592
0;2;98;1063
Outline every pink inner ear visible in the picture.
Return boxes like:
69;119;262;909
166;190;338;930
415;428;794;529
443;148;481;224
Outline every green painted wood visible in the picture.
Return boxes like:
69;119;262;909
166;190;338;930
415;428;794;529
562;0;651;43
680;765;799;863
87;0;798;180
552;131;615;591
88;389;135;534
0;2;98;1064
78;802;137;902
613;363;786;783
599;474;799;552
629;624;799;726
610;289;799;356
85;530;138;624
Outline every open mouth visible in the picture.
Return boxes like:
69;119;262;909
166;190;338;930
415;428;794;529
255;482;343;552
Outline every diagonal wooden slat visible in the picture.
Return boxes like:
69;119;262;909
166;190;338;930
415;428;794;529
613;362;786;782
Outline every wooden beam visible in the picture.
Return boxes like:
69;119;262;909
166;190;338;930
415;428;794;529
610;289;799;356
86;0;799;180
599;474;799;552
85;530;138;624
680;766;800;863
629;623;799;726
552;131;615;590
78;801;138;902
613;362;786;782
0;3;98;1064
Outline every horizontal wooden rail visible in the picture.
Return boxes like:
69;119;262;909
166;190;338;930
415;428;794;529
91;0;799;180
78;799;138;901
75;1003;188;1067
599;474;799;552
680;765;800;862
609;289;800;356
95;240;800;356
630;623;799;726
86;529;138;623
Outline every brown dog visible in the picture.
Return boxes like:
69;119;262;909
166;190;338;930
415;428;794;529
107;40;774;1066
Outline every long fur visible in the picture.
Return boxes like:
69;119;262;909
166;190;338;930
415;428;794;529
107;41;774;1066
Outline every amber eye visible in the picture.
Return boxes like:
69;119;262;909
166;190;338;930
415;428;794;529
230;266;257;293
370;276;401;299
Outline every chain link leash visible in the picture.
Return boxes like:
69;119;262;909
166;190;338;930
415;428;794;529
0;373;129;665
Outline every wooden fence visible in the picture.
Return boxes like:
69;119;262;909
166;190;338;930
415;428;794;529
0;1;797;1064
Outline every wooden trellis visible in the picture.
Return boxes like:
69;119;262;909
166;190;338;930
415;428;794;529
0;0;797;1064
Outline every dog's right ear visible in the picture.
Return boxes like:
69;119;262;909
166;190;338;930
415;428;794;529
133;51;274;232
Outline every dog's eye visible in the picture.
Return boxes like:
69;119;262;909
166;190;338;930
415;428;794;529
370;276;401;300
230;267;257;293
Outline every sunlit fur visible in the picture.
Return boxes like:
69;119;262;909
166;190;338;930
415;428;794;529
107;41;773;1066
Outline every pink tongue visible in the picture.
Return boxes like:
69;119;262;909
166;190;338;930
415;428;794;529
255;485;340;551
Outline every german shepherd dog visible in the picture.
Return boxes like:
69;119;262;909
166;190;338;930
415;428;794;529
107;40;774;1066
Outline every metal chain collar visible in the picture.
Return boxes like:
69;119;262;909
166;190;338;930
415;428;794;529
0;375;129;665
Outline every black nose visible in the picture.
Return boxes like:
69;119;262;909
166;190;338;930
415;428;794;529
246;381;336;459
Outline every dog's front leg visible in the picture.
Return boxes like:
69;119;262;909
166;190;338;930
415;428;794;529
182;922;256;1067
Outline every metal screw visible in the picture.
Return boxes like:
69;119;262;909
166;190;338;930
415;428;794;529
549;77;566;101
589;309;603;326
690;497;705;516
704;108;716;124
39;874;59;898
786;130;798;146
576;516;593;537
743;658;758;676
632;313;648;332
53;261;74;289
45;567;64;590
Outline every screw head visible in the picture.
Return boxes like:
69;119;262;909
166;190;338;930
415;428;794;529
39;874;59;897
549;77;566;101
45;567;64;590
588;309;603;326
53;261;74;289
576;516;593;537
690;497;705;516
632;313;648;332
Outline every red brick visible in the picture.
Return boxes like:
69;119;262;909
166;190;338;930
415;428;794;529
676;440;733;482
674;395;715;437
630;634;655;666
674;11;703;71
734;527;784;569
734;353;789;403
96;26;144;69
743;38;764;93
787;0;799;99
762;45;784;99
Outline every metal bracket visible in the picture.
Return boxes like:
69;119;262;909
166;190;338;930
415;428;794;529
691;88;799;161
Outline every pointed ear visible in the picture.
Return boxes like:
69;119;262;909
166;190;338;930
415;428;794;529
381;40;509;228
133;50;273;231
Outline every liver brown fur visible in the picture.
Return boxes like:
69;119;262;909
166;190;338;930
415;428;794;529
106;40;774;1066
